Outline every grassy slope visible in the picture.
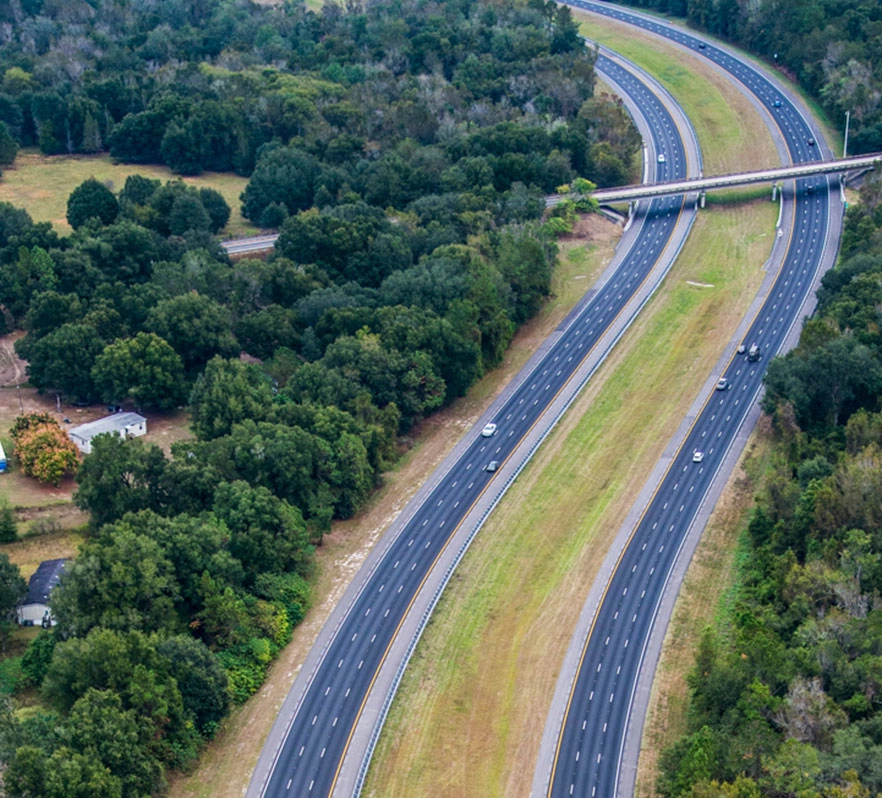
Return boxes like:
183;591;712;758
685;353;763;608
362;16;780;798
0;149;255;238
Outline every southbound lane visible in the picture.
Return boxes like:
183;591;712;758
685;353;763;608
257;56;692;798
545;4;833;796
549;185;828;798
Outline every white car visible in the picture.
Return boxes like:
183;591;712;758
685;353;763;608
692;450;705;463
716;377;730;391
657;153;666;163
481;422;497;438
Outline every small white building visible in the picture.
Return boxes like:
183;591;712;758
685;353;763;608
68;412;147;455
18;559;68;627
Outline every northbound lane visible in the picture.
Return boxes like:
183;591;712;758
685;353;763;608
249;49;697;798
537;4;839;797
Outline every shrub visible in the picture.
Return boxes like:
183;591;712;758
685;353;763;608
10;413;79;485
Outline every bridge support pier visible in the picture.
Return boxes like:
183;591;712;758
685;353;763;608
771;182;778;202
699;191;706;209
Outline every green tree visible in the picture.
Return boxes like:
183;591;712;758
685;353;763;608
198;187;230;233
157;636;229;736
240;145;320;222
21;631;57;688
4;745;52;798
658;726;721;797
50;526;181;638
168;191;211;235
146;294;237;375
66;178;120;230
41;628;197;766
91;332;188;410
64;689;164;796
0;554;27;623
120;510;233;608
107;111;165;164
189;356;274;440
235;305;300;360
0;120;18;165
550;5;582;54
763;336;882;432
74;435;168;529
0;498;18;543
160;118;208;175
212;480;311;582
0;245;58;320
119;174;161;208
21;322;104;403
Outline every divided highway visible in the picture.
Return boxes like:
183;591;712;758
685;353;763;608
536;4;842;797
248;53;698;798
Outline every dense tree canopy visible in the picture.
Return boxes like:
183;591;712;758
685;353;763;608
66;179;120;230
0;0;642;793
612;0;882;154
660;167;882;798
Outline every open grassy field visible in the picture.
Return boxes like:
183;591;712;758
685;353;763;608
0;149;255;238
361;15;783;798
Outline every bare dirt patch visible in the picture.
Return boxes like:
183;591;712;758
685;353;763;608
166;215;623;798
0;332;27;388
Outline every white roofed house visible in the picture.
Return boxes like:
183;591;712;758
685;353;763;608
17;559;68;627
68;412;147;455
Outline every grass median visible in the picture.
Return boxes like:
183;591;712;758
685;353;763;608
362;16;781;798
363;199;775;797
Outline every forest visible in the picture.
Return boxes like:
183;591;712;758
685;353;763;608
657;173;882;797
614;0;882;155
0;0;640;795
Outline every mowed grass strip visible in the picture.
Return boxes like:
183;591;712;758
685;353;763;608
582;15;778;176
362;18;780;798
363;201;776;798
0;149;254;237
634;421;774;797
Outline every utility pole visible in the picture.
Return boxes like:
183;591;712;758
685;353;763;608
844;110;850;159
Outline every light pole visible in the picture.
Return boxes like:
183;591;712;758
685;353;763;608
844;110;850;159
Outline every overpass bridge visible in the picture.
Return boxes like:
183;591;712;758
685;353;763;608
585;152;880;204
222;154;878;255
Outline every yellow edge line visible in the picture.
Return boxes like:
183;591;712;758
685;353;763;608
326;196;689;797
544;175;798;797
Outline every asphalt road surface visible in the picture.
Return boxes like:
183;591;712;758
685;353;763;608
541;4;838;797
251;53;695;798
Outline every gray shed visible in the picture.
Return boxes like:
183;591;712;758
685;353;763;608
17;558;68;627
68;412;147;454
